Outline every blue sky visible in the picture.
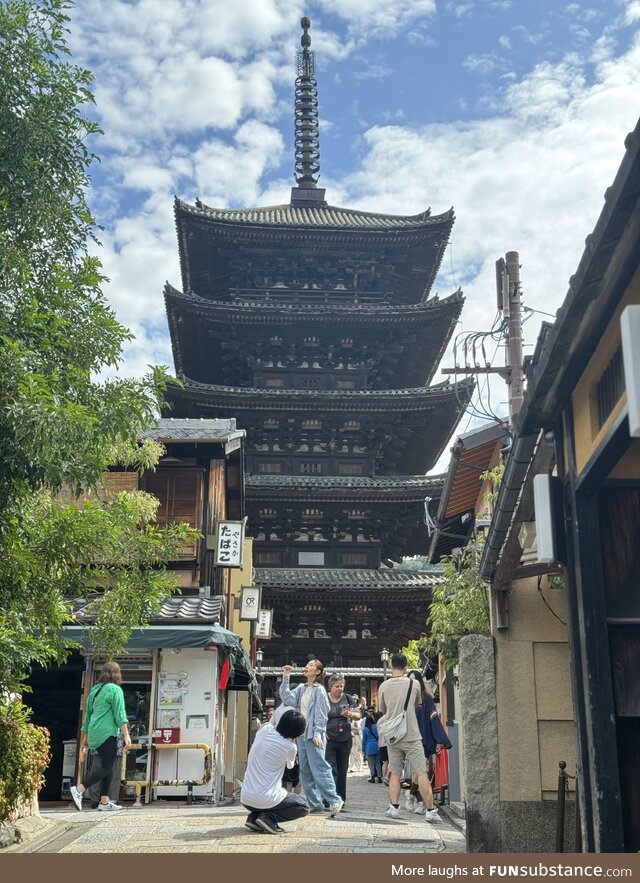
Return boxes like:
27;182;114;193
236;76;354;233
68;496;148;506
68;0;640;455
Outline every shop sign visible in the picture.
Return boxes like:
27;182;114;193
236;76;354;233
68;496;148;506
214;520;244;568
239;585;261;621
153;728;181;744
254;608;273;640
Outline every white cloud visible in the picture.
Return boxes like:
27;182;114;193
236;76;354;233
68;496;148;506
624;0;640;24
315;0;437;36
498;34;511;49
463;52;503;75
338;36;640;439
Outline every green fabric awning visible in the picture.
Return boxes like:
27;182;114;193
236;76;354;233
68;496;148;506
61;624;257;694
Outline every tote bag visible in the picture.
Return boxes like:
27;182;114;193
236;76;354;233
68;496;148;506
379;681;413;745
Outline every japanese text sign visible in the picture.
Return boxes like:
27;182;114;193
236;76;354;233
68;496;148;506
254;609;273;640
214;520;244;568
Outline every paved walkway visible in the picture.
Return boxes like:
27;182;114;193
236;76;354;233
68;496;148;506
11;767;466;854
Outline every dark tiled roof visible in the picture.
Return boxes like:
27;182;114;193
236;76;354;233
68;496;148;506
139;417;243;443
176;197;453;231
254;567;443;589
71;596;224;624
247;474;443;490
164;283;464;321
170;376;474;412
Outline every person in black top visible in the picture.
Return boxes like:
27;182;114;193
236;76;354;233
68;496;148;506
325;673;359;803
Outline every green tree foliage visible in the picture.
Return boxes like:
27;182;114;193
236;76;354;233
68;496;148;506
426;535;491;670
0;0;196;693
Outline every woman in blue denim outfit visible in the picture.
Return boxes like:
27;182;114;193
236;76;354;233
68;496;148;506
279;660;344;817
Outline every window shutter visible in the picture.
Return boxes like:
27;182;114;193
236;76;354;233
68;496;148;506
144;469;203;559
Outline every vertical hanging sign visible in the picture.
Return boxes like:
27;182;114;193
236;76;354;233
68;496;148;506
254;609;273;640
214;520;245;567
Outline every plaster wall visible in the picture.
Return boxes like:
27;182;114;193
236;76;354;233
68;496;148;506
490;575;576;850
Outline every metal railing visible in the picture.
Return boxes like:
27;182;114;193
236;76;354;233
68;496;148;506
121;741;213;807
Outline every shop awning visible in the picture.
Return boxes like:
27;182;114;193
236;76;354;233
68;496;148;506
61;624;257;695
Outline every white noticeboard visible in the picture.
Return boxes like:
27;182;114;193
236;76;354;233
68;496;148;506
214;520;244;568
254;609;273;640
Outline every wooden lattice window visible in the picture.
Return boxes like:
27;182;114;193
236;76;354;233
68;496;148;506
143;468;203;559
596;344;625;429
338;462;365;476
300;462;322;475
255;551;282;566
259;462;283;474
342;552;369;566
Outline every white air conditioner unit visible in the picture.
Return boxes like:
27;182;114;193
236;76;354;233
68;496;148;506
621;305;640;438
533;474;558;565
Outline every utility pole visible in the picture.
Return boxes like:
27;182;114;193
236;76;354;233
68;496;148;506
442;250;525;424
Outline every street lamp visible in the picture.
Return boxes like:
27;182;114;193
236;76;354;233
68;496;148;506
380;647;390;680
255;648;263;671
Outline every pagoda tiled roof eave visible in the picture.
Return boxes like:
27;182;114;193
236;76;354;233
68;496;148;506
246;473;445;502
174;196;454;232
254;567;443;590
164;283;465;323
168;376;475;412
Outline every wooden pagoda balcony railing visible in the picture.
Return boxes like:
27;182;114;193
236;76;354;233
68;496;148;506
231;287;390;306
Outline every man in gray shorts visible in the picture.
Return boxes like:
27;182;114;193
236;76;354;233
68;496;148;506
377;653;441;823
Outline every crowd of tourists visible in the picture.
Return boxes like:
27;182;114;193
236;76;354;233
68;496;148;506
240;652;452;835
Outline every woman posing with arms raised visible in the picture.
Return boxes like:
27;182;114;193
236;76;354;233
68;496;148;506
280;660;344;817
70;661;131;812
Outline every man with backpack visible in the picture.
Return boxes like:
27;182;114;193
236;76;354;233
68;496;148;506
377;653;442;823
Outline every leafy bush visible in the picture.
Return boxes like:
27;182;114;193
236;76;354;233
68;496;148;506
426;535;491;672
0;699;50;823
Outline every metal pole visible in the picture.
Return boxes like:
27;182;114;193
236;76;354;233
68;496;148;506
556;760;568;852
504;251;524;420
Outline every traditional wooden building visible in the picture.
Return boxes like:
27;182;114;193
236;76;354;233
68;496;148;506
479;118;640;853
163;18;472;694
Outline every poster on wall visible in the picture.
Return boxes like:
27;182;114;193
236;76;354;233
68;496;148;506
239;585;261;621
158;709;181;728
158;673;190;707
254;609;273;640
214;520;245;567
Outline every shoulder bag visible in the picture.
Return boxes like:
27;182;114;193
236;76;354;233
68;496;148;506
378;680;414;745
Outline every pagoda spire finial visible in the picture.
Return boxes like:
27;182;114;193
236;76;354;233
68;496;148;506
293;16;321;194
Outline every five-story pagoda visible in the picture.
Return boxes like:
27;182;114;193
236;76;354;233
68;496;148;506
164;18;473;698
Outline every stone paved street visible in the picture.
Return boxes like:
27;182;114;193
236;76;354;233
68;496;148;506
11;768;466;854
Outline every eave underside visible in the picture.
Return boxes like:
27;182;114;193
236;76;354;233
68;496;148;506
165;285;464;390
165;378;472;475
253;569;440;660
174;205;453;305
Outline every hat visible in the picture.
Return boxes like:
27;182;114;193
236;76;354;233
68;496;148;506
272;705;295;727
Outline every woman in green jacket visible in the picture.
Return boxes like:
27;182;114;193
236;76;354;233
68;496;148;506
70;661;131;812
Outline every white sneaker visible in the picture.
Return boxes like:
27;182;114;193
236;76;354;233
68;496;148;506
425;808;442;823
98;801;123;812
69;785;83;812
386;804;401;819
405;793;417;811
329;798;344;817
414;801;426;814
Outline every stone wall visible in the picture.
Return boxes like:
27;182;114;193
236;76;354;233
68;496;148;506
458;634;501;852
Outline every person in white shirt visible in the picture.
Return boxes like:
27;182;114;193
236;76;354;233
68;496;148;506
241;710;309;835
